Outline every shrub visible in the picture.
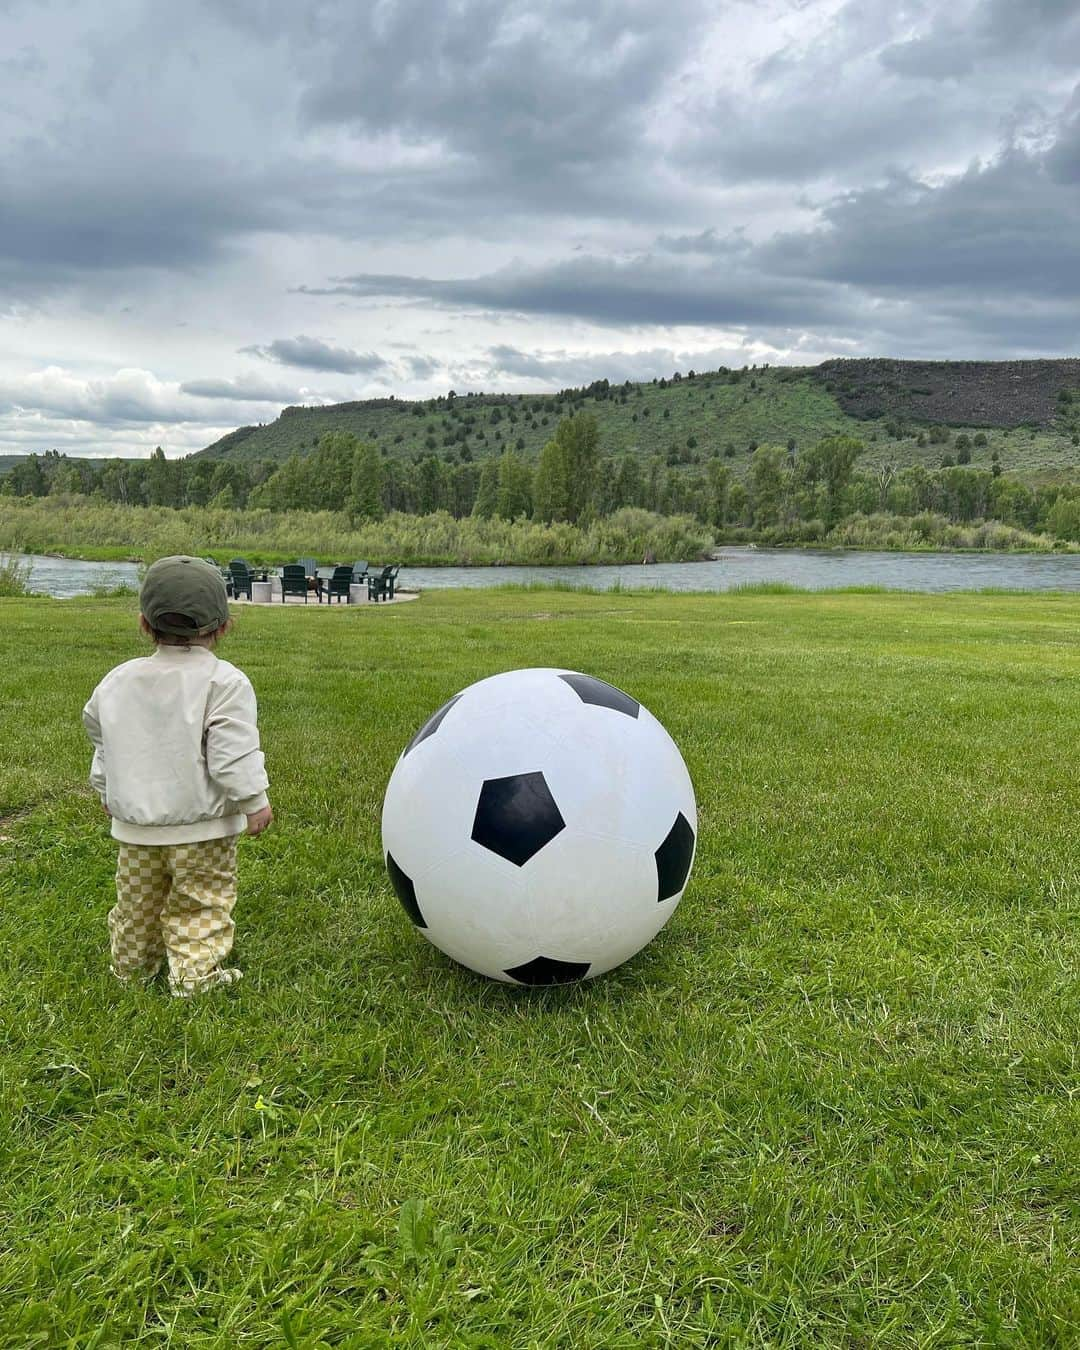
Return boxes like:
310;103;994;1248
0;553;31;597
0;498;713;568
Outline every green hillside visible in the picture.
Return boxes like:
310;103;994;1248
193;362;1080;485
6;361;1080;490
193;369;854;469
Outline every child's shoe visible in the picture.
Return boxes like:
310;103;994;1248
169;967;243;998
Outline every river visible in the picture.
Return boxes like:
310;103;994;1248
10;549;1080;598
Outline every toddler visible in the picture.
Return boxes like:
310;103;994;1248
83;555;272;995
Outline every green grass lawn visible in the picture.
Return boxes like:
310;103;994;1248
0;589;1077;1347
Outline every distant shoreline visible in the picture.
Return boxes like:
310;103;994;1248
15;543;1080;567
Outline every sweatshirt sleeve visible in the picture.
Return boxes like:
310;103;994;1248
82;688;108;804
205;671;270;813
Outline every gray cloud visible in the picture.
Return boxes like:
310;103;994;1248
242;336;388;374
763;152;1080;300
179;374;312;402
676;1;1080;189
404;354;442;380
298;0;699;169
486;344;750;385
299;256;854;330
0;367;283;427
881;0;1080;80
0;163;271;299
303;114;1080;357
0;0;711;306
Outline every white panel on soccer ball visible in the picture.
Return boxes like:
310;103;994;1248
381;731;479;880
412;845;531;982
540;693;694;851
430;705;564;784
615;708;698;853
519;832;659;970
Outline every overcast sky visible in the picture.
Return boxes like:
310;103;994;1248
4;0;1080;459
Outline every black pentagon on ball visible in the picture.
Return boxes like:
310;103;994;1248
655;811;695;902
403;693;463;757
471;771;566;866
558;672;639;719
504;955;591;985
386;852;427;928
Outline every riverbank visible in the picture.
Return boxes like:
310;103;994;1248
2;588;1076;1344
3;496;1078;569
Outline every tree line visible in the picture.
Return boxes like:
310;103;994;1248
4;415;1080;543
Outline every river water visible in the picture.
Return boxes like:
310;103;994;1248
10;549;1080;598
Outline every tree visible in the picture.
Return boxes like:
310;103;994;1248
349;441;383;520
250;453;312;511
448;463;479;517
727;481;748;525
532;413;599;523
184;459;217;506
532;436;569;523
7;454;48;497
799;435;862;527
99;458;130;504
209;460;249;509
146;447;180;507
495;450;532;520
307;431;357;510
706;460;731;527
613;454;643;510
416;456;446;514
472;459;499;518
748;445;787;527
556;413;600;522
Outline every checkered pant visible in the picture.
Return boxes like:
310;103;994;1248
110;837;241;996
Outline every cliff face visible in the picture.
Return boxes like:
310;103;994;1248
813;358;1080;428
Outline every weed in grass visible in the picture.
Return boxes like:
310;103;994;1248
727;580;807;595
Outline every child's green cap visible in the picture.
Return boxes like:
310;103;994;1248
140;556;230;636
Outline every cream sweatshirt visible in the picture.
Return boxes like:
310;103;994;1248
82;644;270;844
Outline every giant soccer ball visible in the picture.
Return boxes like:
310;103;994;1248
381;668;696;984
